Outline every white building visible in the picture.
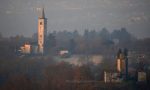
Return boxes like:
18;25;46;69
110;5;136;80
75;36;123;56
59;50;70;57
20;43;31;54
104;71;122;83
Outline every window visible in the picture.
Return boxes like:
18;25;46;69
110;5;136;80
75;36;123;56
40;41;42;44
40;22;42;25
40;35;42;38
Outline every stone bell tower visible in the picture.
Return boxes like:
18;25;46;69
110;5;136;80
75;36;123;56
38;8;47;54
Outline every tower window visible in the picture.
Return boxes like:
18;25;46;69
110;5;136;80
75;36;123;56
40;35;42;38
40;41;42;44
40;22;42;25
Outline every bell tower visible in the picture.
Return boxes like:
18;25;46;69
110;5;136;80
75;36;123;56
38;8;47;54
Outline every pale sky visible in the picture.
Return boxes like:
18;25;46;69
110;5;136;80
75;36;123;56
0;0;150;38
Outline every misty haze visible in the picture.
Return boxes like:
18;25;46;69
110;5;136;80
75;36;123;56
0;0;150;90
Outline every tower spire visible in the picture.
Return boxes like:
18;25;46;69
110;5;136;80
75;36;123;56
41;8;45;18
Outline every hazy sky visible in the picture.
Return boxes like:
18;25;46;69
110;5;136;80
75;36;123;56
0;0;150;38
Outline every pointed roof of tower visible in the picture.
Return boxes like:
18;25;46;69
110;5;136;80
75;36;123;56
41;8;45;18
39;8;45;19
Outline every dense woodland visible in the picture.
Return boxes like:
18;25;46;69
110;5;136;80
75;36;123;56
0;28;150;90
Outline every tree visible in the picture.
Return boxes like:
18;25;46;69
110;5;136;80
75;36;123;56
73;30;79;39
73;65;94;90
99;28;110;40
84;29;89;41
0;32;2;39
111;28;135;47
68;39;76;54
45;33;56;53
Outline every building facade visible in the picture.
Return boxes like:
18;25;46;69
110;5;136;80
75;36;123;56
20;43;31;54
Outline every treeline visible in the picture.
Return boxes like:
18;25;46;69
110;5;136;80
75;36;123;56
0;57;136;90
0;28;150;90
1;27;150;63
45;27;136;55
1;27;150;62
0;56;98;90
